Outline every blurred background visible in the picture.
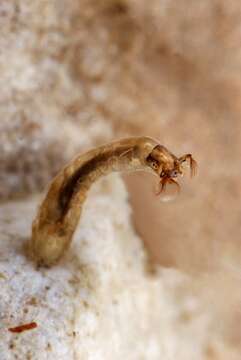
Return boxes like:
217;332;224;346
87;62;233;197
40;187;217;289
0;0;241;357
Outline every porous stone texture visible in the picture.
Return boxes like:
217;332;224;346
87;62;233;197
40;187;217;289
0;174;237;360
0;0;113;200
0;0;241;358
1;0;240;274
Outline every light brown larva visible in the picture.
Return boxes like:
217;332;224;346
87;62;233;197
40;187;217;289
28;136;197;266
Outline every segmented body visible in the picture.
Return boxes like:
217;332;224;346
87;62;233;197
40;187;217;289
29;136;196;266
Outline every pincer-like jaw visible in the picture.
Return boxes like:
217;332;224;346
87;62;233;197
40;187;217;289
145;145;197;195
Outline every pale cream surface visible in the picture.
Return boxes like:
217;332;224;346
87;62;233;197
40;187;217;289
0;174;236;360
0;1;240;358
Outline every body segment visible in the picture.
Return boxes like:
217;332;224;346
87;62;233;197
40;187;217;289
29;136;196;266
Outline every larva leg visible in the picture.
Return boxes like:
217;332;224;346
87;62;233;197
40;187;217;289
179;154;198;177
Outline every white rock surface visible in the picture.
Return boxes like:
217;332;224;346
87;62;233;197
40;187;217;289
0;174;230;360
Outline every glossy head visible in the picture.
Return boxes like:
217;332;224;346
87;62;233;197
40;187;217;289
146;144;197;194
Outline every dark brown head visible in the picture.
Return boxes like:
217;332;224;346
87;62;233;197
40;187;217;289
146;145;197;194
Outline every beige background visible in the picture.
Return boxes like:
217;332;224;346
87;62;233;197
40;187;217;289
0;0;241;356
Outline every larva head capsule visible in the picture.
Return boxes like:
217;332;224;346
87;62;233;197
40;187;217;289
146;144;197;195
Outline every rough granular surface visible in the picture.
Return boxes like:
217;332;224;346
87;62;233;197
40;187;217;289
0;0;113;200
0;0;241;358
0;174;237;360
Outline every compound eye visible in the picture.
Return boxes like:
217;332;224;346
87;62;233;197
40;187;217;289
172;170;179;177
146;154;159;171
150;161;159;170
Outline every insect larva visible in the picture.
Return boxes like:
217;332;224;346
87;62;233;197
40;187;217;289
28;136;197;266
